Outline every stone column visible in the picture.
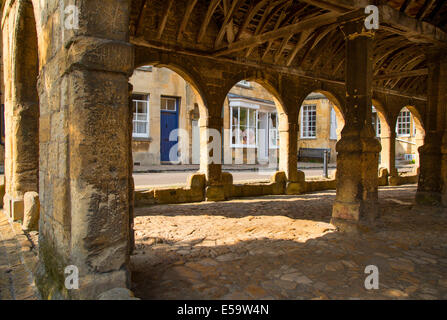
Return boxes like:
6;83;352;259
416;51;446;206
278;111;303;194
200;115;225;201
33;1;134;299
331;20;381;230
3;0;39;221
381;131;398;185
417;132;442;205
128;83;135;255
414;131;425;170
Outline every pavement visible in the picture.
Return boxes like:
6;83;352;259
131;185;447;300
2;184;445;300
133;162;337;173
0;213;39;300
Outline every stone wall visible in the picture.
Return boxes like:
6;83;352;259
134;169;418;207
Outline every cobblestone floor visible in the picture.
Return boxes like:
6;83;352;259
0;212;39;300
131;185;447;300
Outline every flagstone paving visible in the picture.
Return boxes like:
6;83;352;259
0;212;39;300
131;185;447;300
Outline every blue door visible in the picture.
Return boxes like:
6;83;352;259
160;97;179;162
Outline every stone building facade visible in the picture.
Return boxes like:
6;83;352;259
129;67;420;166
129;67;347;166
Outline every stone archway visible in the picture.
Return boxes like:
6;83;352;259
297;91;346;168
3;0;39;222
1;0;135;299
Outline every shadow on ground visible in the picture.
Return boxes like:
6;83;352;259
131;185;447;300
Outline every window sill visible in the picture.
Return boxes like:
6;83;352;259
235;84;252;89
231;145;258;149
133;137;153;142
300;137;317;140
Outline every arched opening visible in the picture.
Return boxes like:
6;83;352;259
371;101;392;172
129;65;208;189
394;106;425;174
221;79;286;182
298;92;345;178
4;0;40;224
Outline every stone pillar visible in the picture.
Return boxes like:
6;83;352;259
417;132;442;205
31;1;134;299
416;51;446;206
332;20;381;230
381;131;399;185
128;83;135;255
3;0;39;221
414;131;425;170
200;116;225;201
279;112;303;194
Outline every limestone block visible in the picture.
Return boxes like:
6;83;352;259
222;172;234;199
155;188;188;204
378;168;389;186
222;172;234;185
271;171;287;184
134;190;156;207
22;192;40;231
0;183;5;209
296;170;306;183
286;182;306;195
187;173;206;190
388;175;400;187
10;197;24;222
98;288;140;300
271;181;286;195
206;185;226;202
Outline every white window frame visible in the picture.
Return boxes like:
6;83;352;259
372;108;381;138
396;109;411;137
160;96;178;112
236;80;251;89
268;112;280;149
230;100;259;148
376;117;381;137
132;94;150;138
301;105;317;139
330;107;337;140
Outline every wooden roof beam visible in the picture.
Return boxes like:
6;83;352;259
416;0;434;19
197;0;221;43
213;11;341;57
214;0;245;48
157;0;175;40
301;1;447;45
379;5;447;45
399;0;412;13
374;68;428;81
177;0;199;41
296;0;364;13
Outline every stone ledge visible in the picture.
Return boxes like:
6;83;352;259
134;171;418;207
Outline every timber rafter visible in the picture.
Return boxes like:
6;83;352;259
130;0;447;99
